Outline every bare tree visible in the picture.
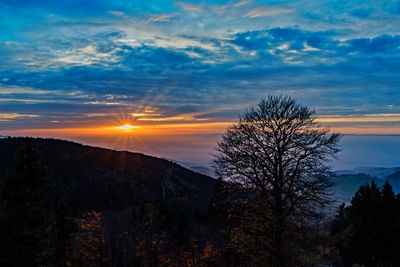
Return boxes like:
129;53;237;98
214;95;341;266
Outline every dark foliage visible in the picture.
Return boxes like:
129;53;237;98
0;142;52;266
0;142;76;266
2;133;399;266
331;181;400;266
0;137;218;266
0;137;216;215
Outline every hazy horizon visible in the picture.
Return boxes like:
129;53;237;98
2;132;399;172
1;0;400;171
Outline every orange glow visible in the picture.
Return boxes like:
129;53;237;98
2;121;400;136
3;112;400;139
318;117;400;123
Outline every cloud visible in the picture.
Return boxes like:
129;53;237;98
177;2;203;12
0;86;52;95
244;6;294;18
0;113;39;122
303;42;320;51
230;28;341;65
108;10;125;17
234;0;252;8
345;35;400;54
229;28;400;66
51;44;121;66
145;14;174;23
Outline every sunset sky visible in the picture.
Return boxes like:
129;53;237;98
1;0;400;170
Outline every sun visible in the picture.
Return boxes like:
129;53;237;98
117;124;136;130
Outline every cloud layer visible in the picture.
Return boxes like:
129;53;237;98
0;0;400;133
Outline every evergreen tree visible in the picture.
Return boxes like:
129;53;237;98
331;181;400;266
206;177;229;225
0;142;52;266
378;181;400;265
348;181;382;266
50;200;78;266
330;203;348;264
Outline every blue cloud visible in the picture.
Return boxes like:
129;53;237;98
350;8;372;18
346;35;400;54
232;28;338;52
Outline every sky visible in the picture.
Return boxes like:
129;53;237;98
1;0;400;170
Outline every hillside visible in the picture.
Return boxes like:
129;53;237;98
388;169;400;180
335;167;400;179
330;173;400;204
0;137;216;215
2;137;398;211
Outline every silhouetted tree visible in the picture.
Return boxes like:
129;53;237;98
214;95;341;266
50;200;78;266
331;181;400;266
330;203;348;265
348;181;382;266
0;142;52;266
379;181;400;265
206;177;229;226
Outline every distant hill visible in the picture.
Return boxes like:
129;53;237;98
0;137;216;215
189;166;215;177
330;172;400;204
172;159;216;177
335;167;400;179
388;169;400;180
2;137;398;214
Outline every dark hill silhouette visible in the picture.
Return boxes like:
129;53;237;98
388;169;400;180
0;137;216;215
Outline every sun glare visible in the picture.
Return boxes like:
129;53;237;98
117;124;135;130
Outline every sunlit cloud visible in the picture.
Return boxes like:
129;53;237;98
0;113;39;122
84;113;110;118
0;87;50;95
50;45;121;67
244;6;294;18
82;101;129;106
138;116;185;122
0;98;47;104
132;113;160;117
177;2;204;12
317;114;400;134
319;114;400;123
234;0;252;8
108;10;125;17
145;14;175;23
